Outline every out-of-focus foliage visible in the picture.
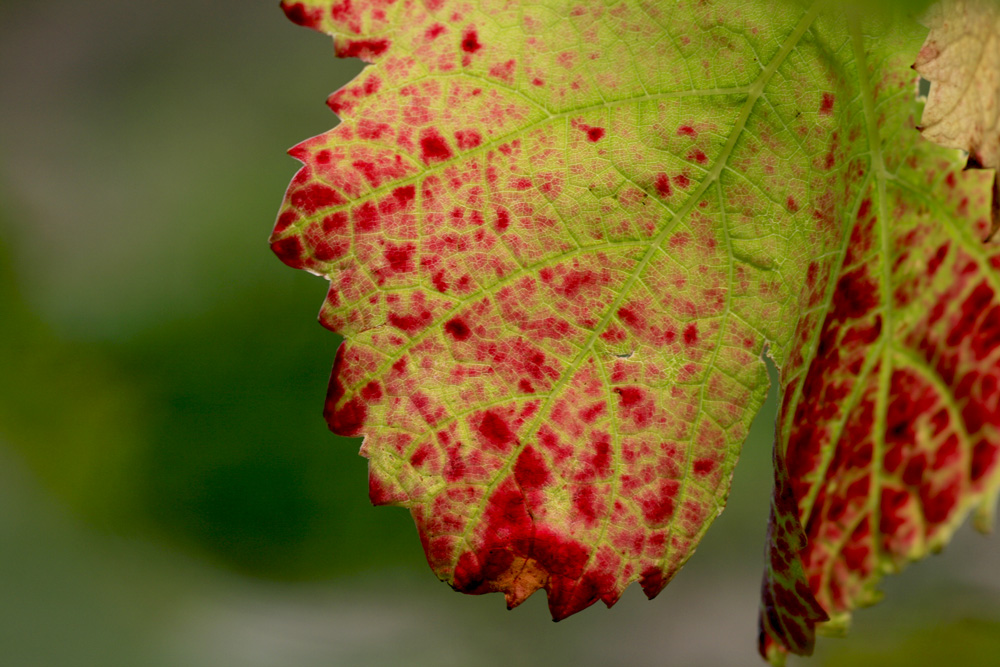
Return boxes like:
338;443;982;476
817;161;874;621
823;618;1000;667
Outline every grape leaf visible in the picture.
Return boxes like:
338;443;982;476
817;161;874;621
270;0;1000;660
759;84;1000;665
914;0;1000;170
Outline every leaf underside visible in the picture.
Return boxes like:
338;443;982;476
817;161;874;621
271;0;1000;662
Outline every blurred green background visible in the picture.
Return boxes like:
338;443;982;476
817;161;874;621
0;1;997;665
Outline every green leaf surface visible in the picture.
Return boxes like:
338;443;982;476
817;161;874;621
271;0;1000;661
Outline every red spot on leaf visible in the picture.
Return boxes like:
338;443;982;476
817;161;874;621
582;434;612;480
857;198;872;220
360;381;383;401
640;480;678;527
572;486;599;524
494;207;510;232
353;201;380;232
640;568;666;598
338;38;390;59
615;386;643;407
388;309;433;335
324;345;367;436
654;174;672;198
461;29;482;53
282;2;323;28
677;125;697;138
290;183;346;215
819;92;835;116
489;59;516;82
832;267;878;320
972;442;999;482
454;129;482;150
410;445;432;467
514;446;551;489
683;323;698;345
384;243;416;273
444;317;472;341
478;411;517;452
273;209;299;234
270;235;305;269
392;185;416;207
921;477;960;524
693;458;716;475
420;128;454;164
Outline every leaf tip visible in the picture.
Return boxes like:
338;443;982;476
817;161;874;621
281;1;325;31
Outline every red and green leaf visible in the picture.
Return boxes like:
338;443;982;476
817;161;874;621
760;77;1000;665
270;0;1000;661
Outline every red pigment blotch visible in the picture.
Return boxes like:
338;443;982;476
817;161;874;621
324;345;367;437
615;386;644;407
388;309;433;335
454;130;482;150
353;201;380;232
426;23;446;39
461;29;482;53
514;446;551;489
693;458;717;476
283;2;323;28
857;198;872;219
677;125;697;138
384;243;416;273
617;305;646;329
489;59;516;82
786;196;799;213
586;127;605;142
339;38;390;58
584;435;612;480
832;267;878;320
820;92;835;116
270;236;305;269
420;128;454;164
641;480;678;526
673;174;690;189
290;183;345;215
683;323;698;345
573;486;599;524
444;317;472;341
360;381;383;401
494;207;510;232
478;411;517;451
654;174;672;198
688;149;707;164
273;209;299;234
392;185;416;207
410;445;432;467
